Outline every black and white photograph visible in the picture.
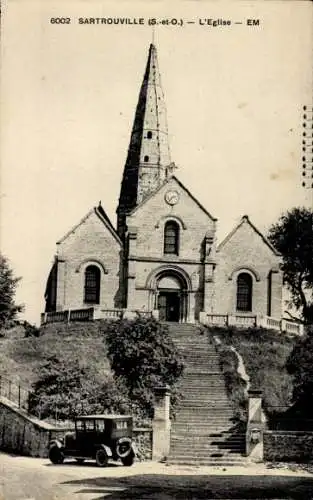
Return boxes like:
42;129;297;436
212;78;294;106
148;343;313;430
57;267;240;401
1;1;313;498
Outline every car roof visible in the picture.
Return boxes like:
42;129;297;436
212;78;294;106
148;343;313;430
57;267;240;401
75;415;132;420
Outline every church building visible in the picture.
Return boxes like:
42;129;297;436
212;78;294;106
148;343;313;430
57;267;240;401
44;44;283;324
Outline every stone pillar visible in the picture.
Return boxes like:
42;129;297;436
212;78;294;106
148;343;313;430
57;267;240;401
55;258;66;311
246;389;265;462
270;268;283;319
126;228;137;309
203;228;216;314
152;386;171;461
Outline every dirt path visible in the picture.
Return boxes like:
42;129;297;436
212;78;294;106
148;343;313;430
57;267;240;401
0;452;312;500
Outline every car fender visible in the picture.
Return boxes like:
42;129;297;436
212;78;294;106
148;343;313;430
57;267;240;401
130;441;138;456
49;439;63;449
97;444;112;457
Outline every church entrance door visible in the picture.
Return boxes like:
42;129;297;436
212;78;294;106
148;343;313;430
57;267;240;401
157;291;180;322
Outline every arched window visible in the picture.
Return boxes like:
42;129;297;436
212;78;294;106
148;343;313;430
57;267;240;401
84;265;100;304
164;221;179;255
147;131;153;139
236;273;252;312
144;155;149;162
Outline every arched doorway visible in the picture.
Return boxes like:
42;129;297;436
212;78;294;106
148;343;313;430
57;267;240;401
153;271;189;322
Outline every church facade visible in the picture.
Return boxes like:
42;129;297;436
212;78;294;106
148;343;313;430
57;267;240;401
44;44;283;324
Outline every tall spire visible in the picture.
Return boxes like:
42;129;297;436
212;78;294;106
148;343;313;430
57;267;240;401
117;44;171;236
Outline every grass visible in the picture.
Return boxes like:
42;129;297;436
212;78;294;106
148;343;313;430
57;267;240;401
0;321;111;388
1;322;297;428
206;326;297;420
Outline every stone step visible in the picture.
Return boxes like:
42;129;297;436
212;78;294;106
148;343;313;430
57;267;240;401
175;404;234;416
171;423;237;432
169;447;245;456
174;403;234;409
180;385;227;390
182;358;217;362
170;441;245;450
174;345;215;350
171;433;246;441
179;395;228;400
167;457;247;466
183;366;221;371
173;414;236;420
171;437;245;446
182;376;223;381
171;427;238;435
177;400;230;406
180;383;225;388
170;437;246;447
182;371;222;376
179;391;227;397
180;386;227;391
173;421;236;427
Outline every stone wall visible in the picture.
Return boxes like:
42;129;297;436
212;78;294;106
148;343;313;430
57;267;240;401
0;397;153;461
214;217;282;317
264;431;313;462
133;427;152;460
0;398;70;458
56;209;122;311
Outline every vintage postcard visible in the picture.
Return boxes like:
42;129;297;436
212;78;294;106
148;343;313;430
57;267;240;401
1;0;313;498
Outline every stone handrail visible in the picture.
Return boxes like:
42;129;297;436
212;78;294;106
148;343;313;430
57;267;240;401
200;312;303;335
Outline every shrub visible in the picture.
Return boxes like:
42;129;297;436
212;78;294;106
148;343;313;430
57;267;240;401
29;353;131;421
286;326;313;419
103;317;184;419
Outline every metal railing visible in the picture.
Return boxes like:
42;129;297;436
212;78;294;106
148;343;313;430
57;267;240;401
0;374;31;412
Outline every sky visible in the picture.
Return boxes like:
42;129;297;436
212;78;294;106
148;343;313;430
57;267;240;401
1;0;313;324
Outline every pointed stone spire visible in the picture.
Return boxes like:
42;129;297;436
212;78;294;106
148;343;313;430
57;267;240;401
117;44;171;237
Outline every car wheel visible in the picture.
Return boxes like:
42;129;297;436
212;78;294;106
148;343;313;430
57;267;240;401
121;451;135;466
49;445;64;465
75;458;85;465
116;437;132;458
95;448;108;467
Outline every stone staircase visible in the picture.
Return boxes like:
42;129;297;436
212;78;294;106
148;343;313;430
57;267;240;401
166;322;247;466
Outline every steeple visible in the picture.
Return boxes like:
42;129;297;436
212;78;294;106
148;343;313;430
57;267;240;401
117;44;172;237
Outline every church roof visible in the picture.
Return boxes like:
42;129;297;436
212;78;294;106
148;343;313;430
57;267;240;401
128;174;217;222
57;203;122;246
217;215;280;256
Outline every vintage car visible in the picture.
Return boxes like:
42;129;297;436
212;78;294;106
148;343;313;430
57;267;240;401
48;414;136;466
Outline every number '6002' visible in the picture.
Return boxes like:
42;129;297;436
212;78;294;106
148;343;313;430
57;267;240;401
50;18;71;24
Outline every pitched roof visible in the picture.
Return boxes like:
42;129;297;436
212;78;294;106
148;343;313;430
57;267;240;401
57;203;122;246
128;175;217;222
217;215;280;256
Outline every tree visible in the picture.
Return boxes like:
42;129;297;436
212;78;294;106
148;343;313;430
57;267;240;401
29;353;130;420
285;326;313;424
268;207;313;324
0;254;23;329
104;317;184;419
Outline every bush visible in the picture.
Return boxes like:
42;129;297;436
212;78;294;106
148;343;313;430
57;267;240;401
29;353;131;421
104;317;184;419
286;326;313;418
22;321;40;338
